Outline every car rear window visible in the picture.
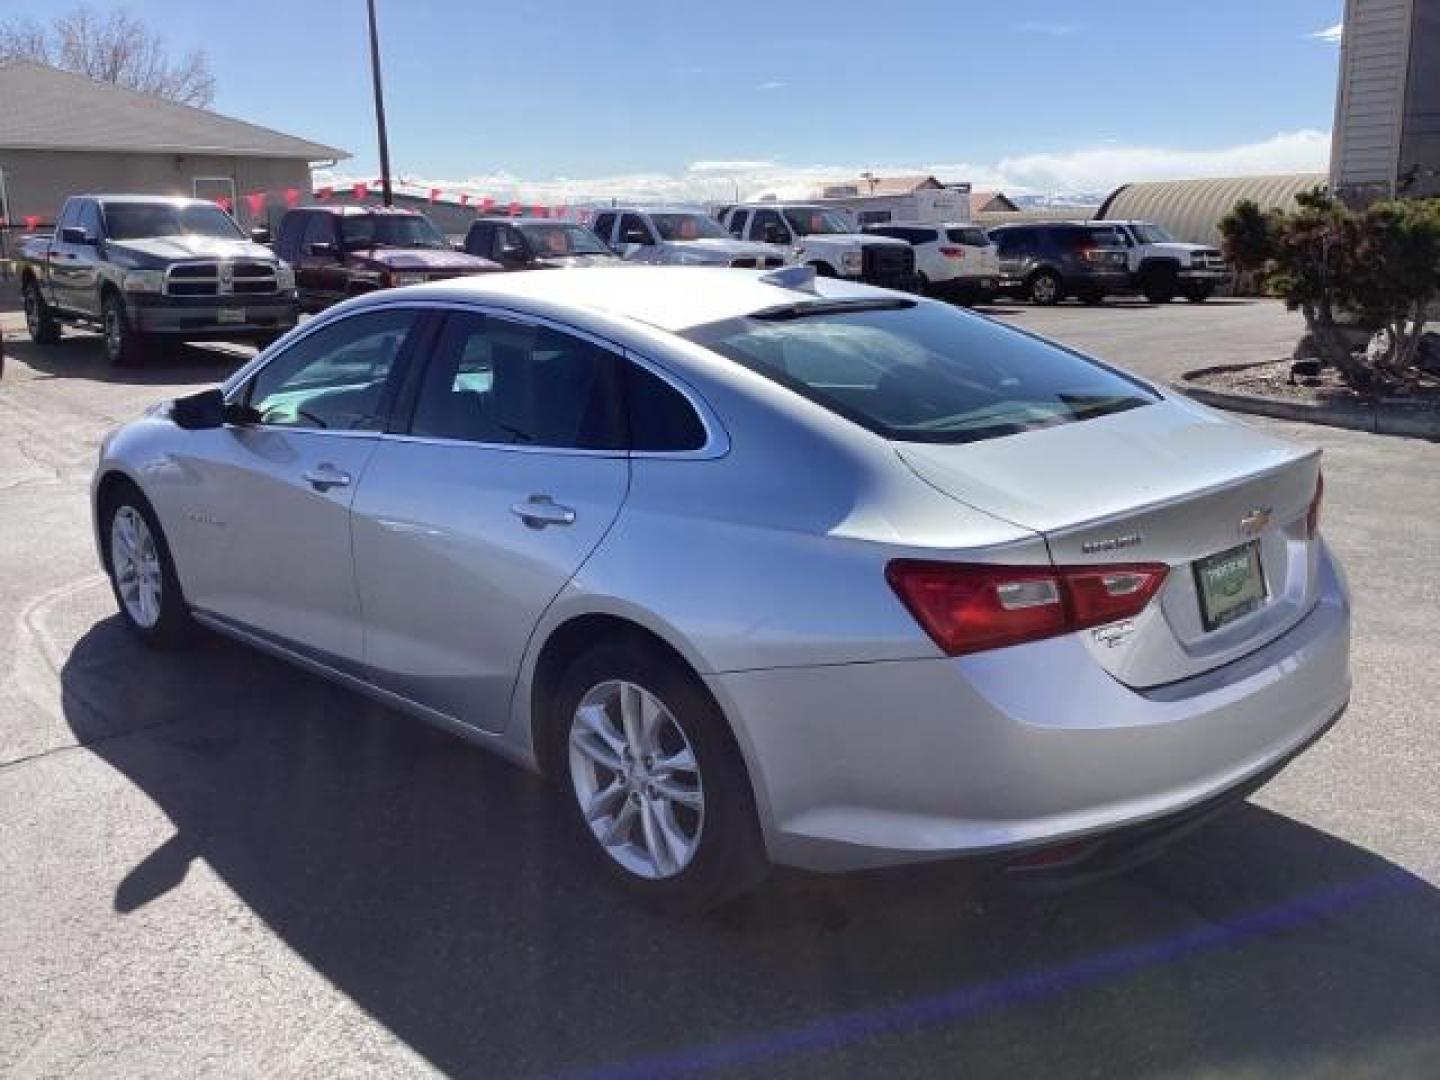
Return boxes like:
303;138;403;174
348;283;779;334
946;228;990;247
682;301;1156;444
1056;226;1127;250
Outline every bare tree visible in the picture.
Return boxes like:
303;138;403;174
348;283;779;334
0;5;214;107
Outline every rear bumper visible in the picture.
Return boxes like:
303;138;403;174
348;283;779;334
126;293;299;338
708;542;1351;873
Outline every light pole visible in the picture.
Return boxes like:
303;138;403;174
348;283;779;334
366;0;393;206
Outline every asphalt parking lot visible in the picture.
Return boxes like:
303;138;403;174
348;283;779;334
2;294;1438;1079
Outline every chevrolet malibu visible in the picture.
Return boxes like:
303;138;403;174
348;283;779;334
92;266;1349;910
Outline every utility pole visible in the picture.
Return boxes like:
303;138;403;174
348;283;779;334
366;0;393;206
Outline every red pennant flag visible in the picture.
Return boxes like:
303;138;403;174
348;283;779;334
532;205;549;218
507;201;520;217
316;185;334;201
554;205;568;220
459;193;470;207
429;188;441;203
23;214;40;230
283;187;301;207
479;198;494;214
215;197;232;213
244;192;267;217
352;181;370;200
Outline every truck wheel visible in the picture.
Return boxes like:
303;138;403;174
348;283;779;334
23;279;61;344
101;291;145;368
1184;284;1213;303
1141;264;1177;304
1028;270;1062;305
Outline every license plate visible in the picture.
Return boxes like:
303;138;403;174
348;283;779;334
216;308;245;324
1193;541;1266;631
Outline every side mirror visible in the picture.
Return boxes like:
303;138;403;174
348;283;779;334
498;241;526;262
249;226;272;245
762;225;788;245
620;231;650;246
171;388;225;430
60;226;94;245
306;241;338;258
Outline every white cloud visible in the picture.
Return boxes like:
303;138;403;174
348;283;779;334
1015;21;1080;36
1311;22;1343;43
756;80;787;91
319;130;1331;207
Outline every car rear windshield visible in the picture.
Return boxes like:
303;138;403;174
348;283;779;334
341;213;449;250
1057;226;1127;250
946;227;991;247
103;202;244;241
781;208;853;236
517;221;612;256
650;213;731;241
682;301;1156;444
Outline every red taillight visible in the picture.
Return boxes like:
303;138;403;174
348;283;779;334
886;560;1170;656
938;245;965;259
1306;472;1324;537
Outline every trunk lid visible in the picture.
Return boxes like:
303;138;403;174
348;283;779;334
896;400;1322;687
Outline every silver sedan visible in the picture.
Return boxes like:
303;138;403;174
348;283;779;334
92;266;1350;910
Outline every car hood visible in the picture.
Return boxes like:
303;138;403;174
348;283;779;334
894;396;1309;536
107;236;276;266
804;233;908;250
350;248;500;271
534;253;624;268
1149;241;1210;255
662;238;788;259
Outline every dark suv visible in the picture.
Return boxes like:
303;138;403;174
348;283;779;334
990;223;1133;305
464;217;621;270
276;206;501;311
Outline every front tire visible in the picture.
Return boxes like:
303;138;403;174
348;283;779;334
23;279;61;344
552;640;768;912
1141;264;1178;304
1028;269;1062;305
101;291;145;367
1184;284;1214;303
101;485;193;648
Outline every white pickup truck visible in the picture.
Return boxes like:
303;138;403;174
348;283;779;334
1099;220;1231;303
718;204;920;291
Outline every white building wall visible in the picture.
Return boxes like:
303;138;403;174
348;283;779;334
1331;0;1415;196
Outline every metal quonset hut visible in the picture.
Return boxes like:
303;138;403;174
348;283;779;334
1095;174;1328;248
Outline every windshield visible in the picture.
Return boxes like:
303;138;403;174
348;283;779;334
1131;222;1176;244
340;213;449;250
103;202;245;241
683;302;1155;444
649;213;731;241
517;221;612;256
782;207;854;236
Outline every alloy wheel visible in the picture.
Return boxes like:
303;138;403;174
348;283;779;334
110;505;162;629
568;679;705;880
1031;273;1059;304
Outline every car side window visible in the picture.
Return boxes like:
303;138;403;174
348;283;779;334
56;200;81;233
625;362;706;452
300;213;333;253
751;209;788;244
618;213;653;246
409;312;625;451
728;209;749;238
590;213;615;245
243;308;417;431
466;221;492;258
77;200;103;239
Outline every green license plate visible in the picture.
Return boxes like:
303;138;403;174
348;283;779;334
1193;541;1266;631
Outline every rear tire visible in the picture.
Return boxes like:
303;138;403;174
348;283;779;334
23;278;61;344
550;639;768;912
100;483;194;649
1184;284;1213;303
1028;269;1063;305
101;291;145;367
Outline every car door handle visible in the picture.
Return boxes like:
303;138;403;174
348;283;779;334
303;464;352;492
510;495;576;528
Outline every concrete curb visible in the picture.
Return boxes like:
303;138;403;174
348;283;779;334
1174;366;1440;440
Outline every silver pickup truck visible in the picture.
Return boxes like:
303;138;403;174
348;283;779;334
18;194;298;366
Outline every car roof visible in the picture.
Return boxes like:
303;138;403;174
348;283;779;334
295;205;423;217
88;194;212;205
597;206;711;215
396;266;890;333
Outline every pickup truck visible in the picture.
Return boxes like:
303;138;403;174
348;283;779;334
719;203;919;290
275;205;501;312
1097;220;1231;303
588;207;789;268
19;194;298;366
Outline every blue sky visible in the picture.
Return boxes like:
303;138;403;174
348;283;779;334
2;0;1346;198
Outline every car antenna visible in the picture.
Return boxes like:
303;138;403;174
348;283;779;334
759;265;818;294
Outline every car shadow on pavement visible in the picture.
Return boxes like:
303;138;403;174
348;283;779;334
62;616;1440;1079
4;332;247;386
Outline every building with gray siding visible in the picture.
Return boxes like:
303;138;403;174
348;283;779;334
0;61;346;232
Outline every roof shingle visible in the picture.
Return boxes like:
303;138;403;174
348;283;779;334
0;61;347;161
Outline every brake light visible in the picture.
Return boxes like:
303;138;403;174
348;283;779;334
886;560;1170;656
1306;472;1324;537
938;245;965;259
